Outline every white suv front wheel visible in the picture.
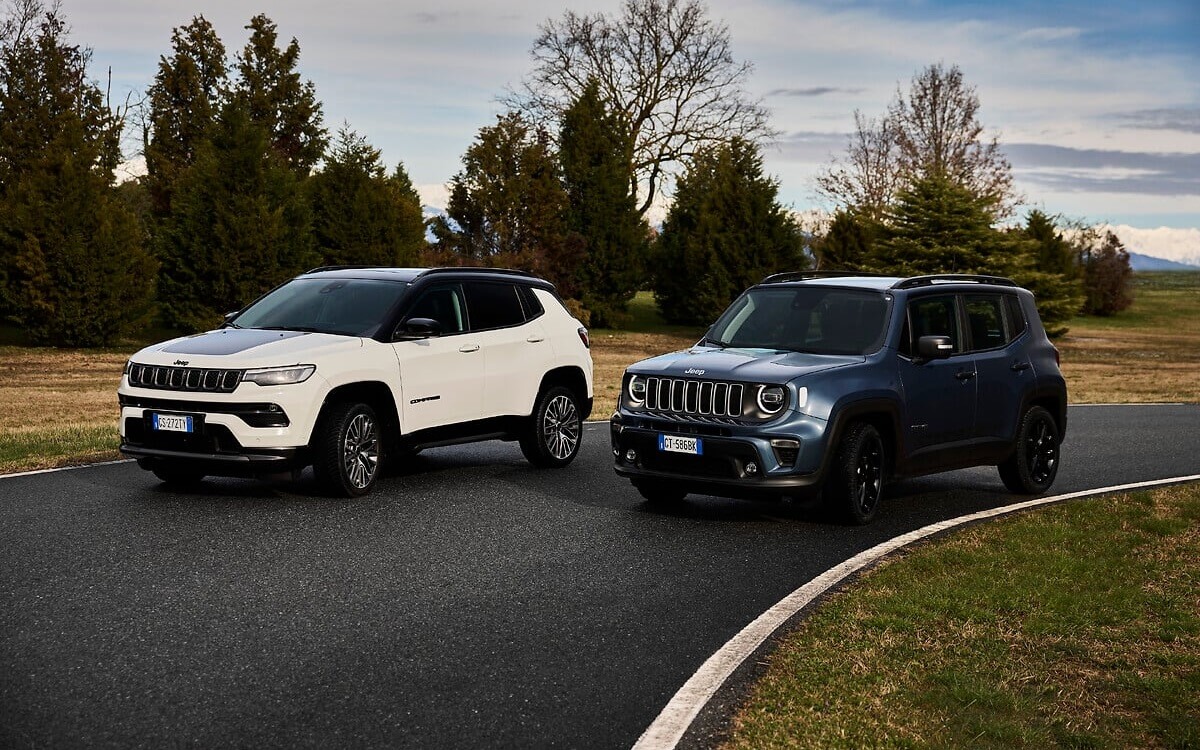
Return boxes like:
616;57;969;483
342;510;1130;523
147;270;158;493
314;401;382;497
520;386;582;468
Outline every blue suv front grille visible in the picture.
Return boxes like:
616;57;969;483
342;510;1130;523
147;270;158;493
643;377;744;418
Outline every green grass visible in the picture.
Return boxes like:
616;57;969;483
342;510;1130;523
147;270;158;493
726;484;1200;749
0;424;120;473
1067;271;1200;332
592;290;707;337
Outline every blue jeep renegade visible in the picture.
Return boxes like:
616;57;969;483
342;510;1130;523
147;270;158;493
610;273;1068;524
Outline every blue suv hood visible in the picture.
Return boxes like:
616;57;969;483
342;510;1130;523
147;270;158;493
628;346;862;383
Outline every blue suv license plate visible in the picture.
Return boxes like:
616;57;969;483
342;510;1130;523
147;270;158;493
658;434;703;455
151;413;195;433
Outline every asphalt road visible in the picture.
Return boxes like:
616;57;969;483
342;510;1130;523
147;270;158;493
2;404;1198;749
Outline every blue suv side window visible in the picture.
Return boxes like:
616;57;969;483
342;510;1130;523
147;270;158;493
904;295;961;355
964;294;1008;351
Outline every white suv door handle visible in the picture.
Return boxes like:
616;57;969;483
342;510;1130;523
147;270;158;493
459;344;480;353
526;336;545;343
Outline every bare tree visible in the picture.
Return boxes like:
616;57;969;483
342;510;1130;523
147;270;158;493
0;0;43;48
815;63;1018;219
889;63;1016;216
814;110;902;222
509;0;772;216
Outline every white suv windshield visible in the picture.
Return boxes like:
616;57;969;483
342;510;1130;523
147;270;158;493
707;287;891;355
231;278;409;337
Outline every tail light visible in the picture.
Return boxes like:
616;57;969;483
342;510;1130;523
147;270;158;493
578;326;590;349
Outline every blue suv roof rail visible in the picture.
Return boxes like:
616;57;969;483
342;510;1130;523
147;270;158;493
891;274;1017;289
760;270;891;284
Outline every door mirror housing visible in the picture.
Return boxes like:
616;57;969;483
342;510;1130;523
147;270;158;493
917;335;954;361
394;317;442;340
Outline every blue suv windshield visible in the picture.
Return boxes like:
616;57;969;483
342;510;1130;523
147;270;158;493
707;287;891;355
230;278;410;337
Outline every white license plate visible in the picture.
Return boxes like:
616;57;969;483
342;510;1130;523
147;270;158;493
151;413;194;433
658;434;703;455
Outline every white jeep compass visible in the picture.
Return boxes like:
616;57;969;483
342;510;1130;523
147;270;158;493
118;267;594;496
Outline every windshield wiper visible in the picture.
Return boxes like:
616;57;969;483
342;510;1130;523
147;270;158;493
702;337;729;348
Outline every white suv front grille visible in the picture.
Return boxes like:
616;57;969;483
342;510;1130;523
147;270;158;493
127;363;242;393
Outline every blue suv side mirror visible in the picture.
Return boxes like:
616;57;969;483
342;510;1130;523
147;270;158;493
917;335;954;361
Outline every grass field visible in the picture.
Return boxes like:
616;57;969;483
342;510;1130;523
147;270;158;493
725;483;1200;749
1056;271;1200;403
0;272;1196;473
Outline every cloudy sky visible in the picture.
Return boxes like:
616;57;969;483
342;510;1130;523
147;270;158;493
64;0;1200;262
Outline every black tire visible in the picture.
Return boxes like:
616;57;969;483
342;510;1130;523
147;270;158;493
634;480;687;505
520;386;583;468
998;405;1060;494
313;401;382;497
150;460;205;487
826;422;885;525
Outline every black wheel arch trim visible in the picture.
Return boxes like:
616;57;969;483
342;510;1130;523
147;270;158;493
535;366;593;421
819;398;904;480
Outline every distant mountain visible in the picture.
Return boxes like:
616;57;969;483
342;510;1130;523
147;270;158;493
1128;251;1200;271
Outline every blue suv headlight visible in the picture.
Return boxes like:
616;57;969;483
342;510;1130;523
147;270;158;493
627;374;647;406
756;385;787;414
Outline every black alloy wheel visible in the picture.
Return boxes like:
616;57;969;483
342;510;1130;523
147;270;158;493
829;422;885;525
998;405;1060;494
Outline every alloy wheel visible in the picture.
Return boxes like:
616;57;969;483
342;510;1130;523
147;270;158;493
343;412;379;490
542;394;580;461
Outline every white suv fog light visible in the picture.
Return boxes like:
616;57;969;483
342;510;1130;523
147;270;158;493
625;449;638;462
745;461;759;475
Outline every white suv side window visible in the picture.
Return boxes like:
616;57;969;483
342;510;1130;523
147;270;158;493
463;282;526;330
405;284;466;334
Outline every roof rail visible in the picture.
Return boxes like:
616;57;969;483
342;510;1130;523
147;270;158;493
304;265;376;274
890;274;1018;290
760;270;891;284
415;267;536;279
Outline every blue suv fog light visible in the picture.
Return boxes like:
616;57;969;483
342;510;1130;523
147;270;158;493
770;438;801;467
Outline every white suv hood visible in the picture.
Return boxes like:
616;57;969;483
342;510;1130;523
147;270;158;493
132;328;363;368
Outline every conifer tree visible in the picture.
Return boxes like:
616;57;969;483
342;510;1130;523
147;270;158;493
144;15;227;216
1012;210;1084;336
156;101;317;331
0;1;155;345
431;112;583;296
234;14;326;174
309;126;425;267
387;164;428;264
813;210;873;271
871;173;999;275
560;79;646;327
654;139;805;325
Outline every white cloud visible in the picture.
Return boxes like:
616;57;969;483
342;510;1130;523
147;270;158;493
1103;224;1200;265
416;183;451;210
1016;27;1084;43
62;0;1200;234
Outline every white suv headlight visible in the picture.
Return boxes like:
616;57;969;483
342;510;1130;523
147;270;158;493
242;365;316;386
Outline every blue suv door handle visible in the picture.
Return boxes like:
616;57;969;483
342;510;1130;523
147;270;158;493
1011;361;1031;372
955;370;977;381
